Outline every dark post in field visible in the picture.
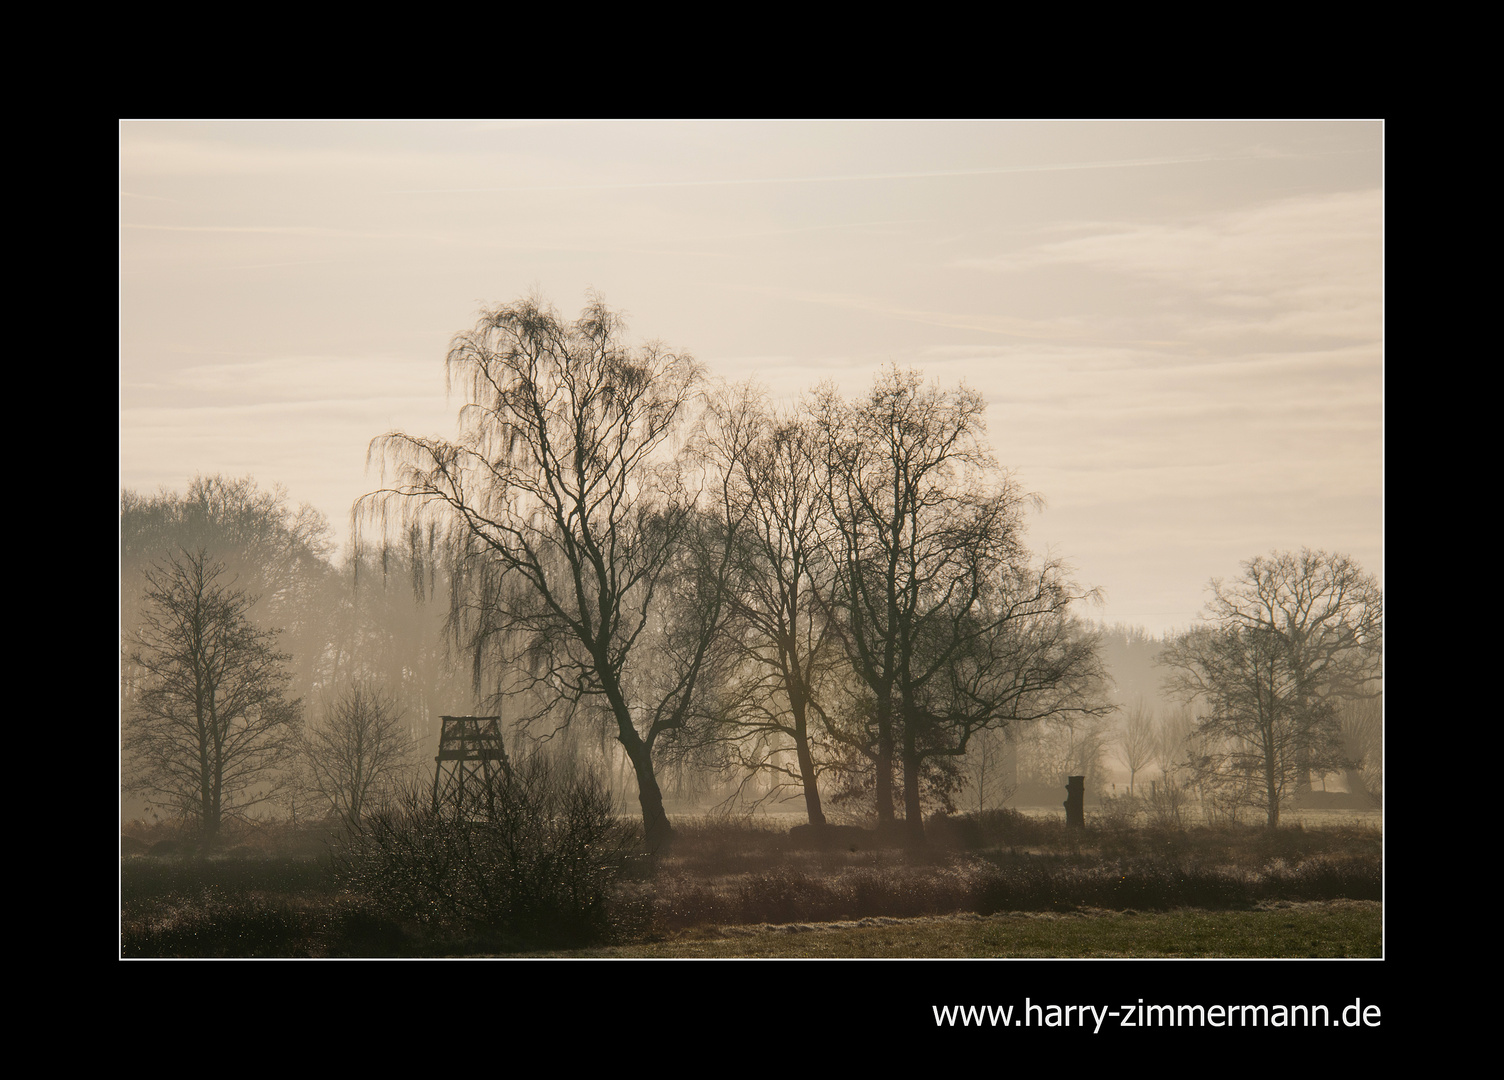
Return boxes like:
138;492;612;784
1065;775;1085;828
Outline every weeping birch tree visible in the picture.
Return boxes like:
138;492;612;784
359;293;709;853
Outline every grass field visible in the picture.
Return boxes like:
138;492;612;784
121;807;1382;959
511;900;1381;958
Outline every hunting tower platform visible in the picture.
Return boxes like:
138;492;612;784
432;715;511;814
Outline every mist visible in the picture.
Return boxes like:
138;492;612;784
120;122;1383;983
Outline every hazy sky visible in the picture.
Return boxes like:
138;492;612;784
119;120;1383;637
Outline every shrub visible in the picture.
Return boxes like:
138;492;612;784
970;808;1056;848
924;813;985;850
333;753;642;948
122;893;309;957
738;867;835;924
1092;794;1143;830
1145;776;1187;829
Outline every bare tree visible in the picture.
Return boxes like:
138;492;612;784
123;550;302;843
1207;549;1382;794
694;385;844;826
360;293;710;852
1163;624;1313;826
301;683;419;825
815;366;1107;844
1112;697;1158;795
1162;550;1382;828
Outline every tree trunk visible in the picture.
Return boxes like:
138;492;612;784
784;663;827;828
874;698;896;830
619;727;673;853
793;724;826;828
901;729;925;847
602;676;674;852
1265;754;1280;829
202;717;222;845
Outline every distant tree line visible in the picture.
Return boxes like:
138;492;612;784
121;294;1382;845
120;476;467;839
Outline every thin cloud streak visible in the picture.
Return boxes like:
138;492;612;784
776;289;1156;346
121;223;456;245
222;259;346;271
385;153;1260;195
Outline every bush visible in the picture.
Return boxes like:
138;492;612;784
1091;793;1143;830
333;753;642;949
1142;776;1187;829
970;808;1057;848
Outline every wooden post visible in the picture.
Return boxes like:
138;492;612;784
1065;775;1085;828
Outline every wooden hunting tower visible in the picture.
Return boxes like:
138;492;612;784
432;715;511;814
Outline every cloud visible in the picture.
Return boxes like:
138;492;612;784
768;288;1090;342
957;189;1383;346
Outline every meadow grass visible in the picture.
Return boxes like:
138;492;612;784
120;810;1381;958
511;901;1381;958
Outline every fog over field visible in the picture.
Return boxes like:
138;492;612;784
120;123;1386;987
120;120;1382;638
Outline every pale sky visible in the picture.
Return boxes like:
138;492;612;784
119;120;1383;638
